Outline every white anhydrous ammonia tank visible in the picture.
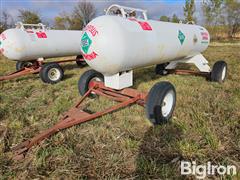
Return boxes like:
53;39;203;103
80;15;210;76
0;24;82;61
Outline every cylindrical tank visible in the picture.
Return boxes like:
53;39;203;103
80;15;210;75
0;27;82;61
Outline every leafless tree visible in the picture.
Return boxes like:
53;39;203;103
54;1;96;30
225;0;240;38
0;11;14;33
73;0;96;27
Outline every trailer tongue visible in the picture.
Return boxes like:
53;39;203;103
12;81;148;160
0;57;85;82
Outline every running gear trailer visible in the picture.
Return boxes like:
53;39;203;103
0;22;86;83
12;5;227;160
13;75;176;160
0;56;85;84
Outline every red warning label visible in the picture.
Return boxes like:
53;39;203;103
201;32;209;40
137;21;152;31
0;33;6;40
85;25;98;37
82;51;98;61
128;18;152;31
36;31;47;38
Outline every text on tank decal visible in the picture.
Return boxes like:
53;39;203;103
201;32;209;44
0;33;6;40
81;25;98;60
201;32;209;40
84;24;98;37
82;51;98;61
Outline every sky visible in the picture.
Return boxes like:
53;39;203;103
0;0;204;25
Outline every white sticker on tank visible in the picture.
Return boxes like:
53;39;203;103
26;30;36;41
29;33;36;41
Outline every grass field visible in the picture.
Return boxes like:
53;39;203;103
0;42;239;179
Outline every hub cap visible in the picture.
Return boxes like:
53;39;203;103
48;68;61;81
161;90;175;117
24;62;33;67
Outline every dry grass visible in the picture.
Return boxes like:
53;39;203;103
0;42;239;179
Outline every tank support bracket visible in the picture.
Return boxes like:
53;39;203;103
166;54;211;73
167;69;210;78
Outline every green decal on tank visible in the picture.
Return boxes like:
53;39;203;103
81;32;92;54
178;30;185;45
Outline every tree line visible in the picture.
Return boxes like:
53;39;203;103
0;0;239;39
161;0;240;39
0;1;95;32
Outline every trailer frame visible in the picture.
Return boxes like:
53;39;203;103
0;57;85;82
12;81;147;160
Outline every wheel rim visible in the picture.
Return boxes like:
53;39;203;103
22;62;33;68
25;62;33;67
221;66;226;81
48;68;61;81
91;77;102;82
161;90;175;117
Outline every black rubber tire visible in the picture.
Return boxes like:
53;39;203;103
146;81;176;125
78;69;104;96
39;63;64;84
76;55;87;67
16;61;34;71
155;63;169;75
210;61;227;83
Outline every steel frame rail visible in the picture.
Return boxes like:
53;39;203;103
12;81;147;160
0;58;84;81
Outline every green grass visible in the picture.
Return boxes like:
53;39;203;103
0;43;239;179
